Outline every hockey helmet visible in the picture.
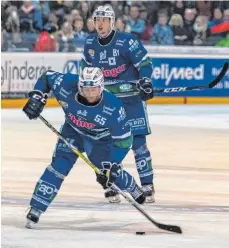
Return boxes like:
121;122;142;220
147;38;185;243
79;67;104;94
92;5;115;30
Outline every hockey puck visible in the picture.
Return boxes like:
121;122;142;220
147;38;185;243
136;232;145;235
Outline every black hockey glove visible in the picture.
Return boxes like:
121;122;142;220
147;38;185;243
96;162;122;188
23;91;47;120
136;77;154;101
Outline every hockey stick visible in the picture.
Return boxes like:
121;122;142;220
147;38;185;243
38;115;182;234
154;62;228;93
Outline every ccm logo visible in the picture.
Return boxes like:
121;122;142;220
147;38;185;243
164;87;187;92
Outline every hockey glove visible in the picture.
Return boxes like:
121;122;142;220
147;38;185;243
136;77;154;101
23;91;47;120
96;162;122;188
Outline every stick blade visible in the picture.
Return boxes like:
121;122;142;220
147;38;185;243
157;223;182;234
209;62;228;88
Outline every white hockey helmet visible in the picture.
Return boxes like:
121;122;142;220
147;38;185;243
92;4;115;30
79;67;104;95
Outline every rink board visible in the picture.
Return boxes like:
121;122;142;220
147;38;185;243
1;52;229;107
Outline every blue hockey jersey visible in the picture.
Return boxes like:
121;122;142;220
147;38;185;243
81;31;152;97
33;70;133;163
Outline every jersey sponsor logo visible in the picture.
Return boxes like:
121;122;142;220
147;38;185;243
119;84;132;92
35;180;56;200
135;50;143;58
152;64;204;86
129;40;139;52
117;107;126;122
116;39;125;46
69;113;95;129
103;106;116;115
99;60;108;64
108;57;116;65
77;109;87;116
125;118;145;128
113;49;119;56
59;87;72;98
136;157;148;172
100;51;107;60
101;64;126;78
86;38;95;44
53;75;63;89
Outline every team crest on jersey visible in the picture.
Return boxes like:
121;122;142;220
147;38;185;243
58;101;68;109
89;49;95;57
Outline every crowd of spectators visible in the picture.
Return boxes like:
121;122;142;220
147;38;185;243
2;0;229;52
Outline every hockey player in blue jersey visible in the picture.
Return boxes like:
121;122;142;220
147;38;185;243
23;67;146;228
81;5;155;203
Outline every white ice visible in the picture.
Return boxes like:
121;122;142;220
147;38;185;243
2;105;229;248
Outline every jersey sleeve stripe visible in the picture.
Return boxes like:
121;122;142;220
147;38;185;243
133;54;150;68
82;55;92;65
112;131;131;139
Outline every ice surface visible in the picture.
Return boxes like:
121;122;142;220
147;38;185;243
2;105;229;248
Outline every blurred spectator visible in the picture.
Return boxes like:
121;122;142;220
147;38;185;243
69;9;81;26
123;4;130;22
111;1;124;19
49;1;65;27
151;13;174;45
5;5;20;33
184;1;196;9
224;9;229;22
183;8;196;42
18;0;42;31
40;1;51;25
1;26;9;51
34;28;57;52
86;17;95;34
73;17;88;41
126;5;145;39
169;14;190;45
1;0;229;50
115;17;131;33
139;7;153;42
196;1;212;18
208;8;224;28
172;1;185;17
44;12;59;32
142;1;159;26
58;21;75;52
80;1;91;30
193;16;210;45
62;0;74;15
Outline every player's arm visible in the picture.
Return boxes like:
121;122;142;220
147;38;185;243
110;106;133;164
80;38;93;70
126;36;154;100
97;104;133;188
22;70;62;120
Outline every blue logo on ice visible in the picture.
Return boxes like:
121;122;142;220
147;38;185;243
63;60;79;74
